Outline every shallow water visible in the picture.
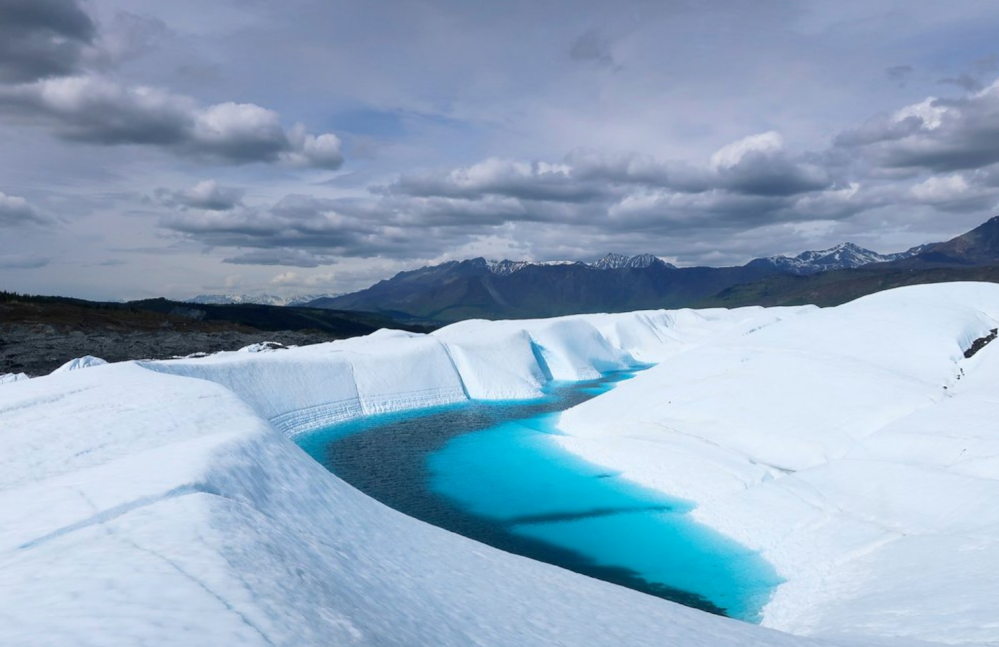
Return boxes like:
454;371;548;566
297;370;781;621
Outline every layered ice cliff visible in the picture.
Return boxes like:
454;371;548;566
1;283;998;646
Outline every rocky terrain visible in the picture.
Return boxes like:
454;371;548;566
0;295;422;377
0;323;336;377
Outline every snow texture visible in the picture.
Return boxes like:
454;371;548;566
0;372;29;385
1;283;998;646
51;356;108;374
557;282;999;645
750;242;926;274
486;253;675;275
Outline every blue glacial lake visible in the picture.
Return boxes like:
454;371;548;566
297;370;782;622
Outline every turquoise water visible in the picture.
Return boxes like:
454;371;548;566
298;370;782;622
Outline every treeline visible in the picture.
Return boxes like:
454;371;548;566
0;290;132;311
0;290;433;335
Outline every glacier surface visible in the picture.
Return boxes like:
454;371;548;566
1;283;997;645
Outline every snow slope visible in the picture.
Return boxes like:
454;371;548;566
51;355;108;374
557;282;999;645
1;284;997;645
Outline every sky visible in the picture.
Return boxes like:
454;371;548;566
3;0;999;300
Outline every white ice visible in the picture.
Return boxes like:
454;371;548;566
51;355;108;374
1;283;997;646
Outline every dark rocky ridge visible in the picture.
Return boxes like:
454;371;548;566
0;324;336;377
0;293;427;377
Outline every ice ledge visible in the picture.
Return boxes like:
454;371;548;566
141;313;679;437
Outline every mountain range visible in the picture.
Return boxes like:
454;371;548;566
187;293;341;307
307;216;999;322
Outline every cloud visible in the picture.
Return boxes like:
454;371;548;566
976;56;999;75
0;253;51;269
224;249;340;268
268;270;336;288
0;76;344;168
153;71;999;271
381;158;610;203
0;192;47;226
378;133;832;228
563;149;674;186
161;194;421;261
382;136;830;206
908;172;999;212
0;0;96;83
938;74;983;93
156;180;245;211
569;30;618;69
885;65;914;88
161;189;545;264
87;11;169;69
710;132;832;196
836;81;999;172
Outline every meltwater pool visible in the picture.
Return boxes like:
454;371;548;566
297;370;781;621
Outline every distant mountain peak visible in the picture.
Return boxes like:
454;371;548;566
481;253;674;276
917;214;999;264
187;293;341;307
750;242;924;275
591;253;674;270
485;258;584;276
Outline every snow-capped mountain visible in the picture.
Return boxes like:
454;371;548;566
486;259;583;276
590;253;676;270
187;293;341;307
485;253;675;276
748;242;928;275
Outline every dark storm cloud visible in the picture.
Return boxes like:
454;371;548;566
0;78;344;168
155;180;245;211
0;0;96;82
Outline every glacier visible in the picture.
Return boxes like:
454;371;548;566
1;282;998;645
0;372;29;385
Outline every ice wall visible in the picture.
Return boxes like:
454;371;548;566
144;309;782;436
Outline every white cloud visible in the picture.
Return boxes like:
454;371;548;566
893;97;947;130
0;192;46;226
156;180;244;211
0;76;343;168
710;131;784;170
